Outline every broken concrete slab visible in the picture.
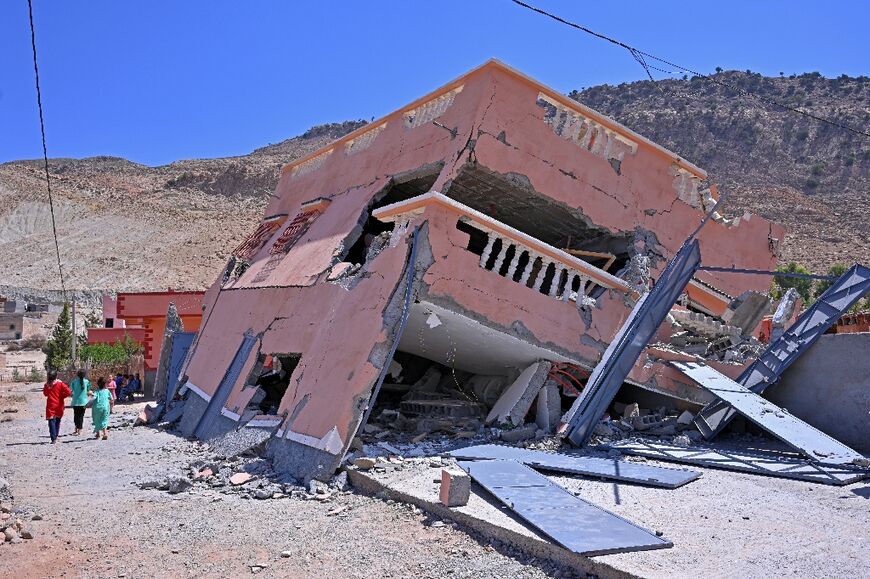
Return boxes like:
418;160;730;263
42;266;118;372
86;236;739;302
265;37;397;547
674;361;867;466
608;440;869;486
486;361;551;426
447;444;701;489
721;291;770;335
457;459;671;556
534;380;561;433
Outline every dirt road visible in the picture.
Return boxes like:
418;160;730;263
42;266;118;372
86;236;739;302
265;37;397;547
0;381;577;579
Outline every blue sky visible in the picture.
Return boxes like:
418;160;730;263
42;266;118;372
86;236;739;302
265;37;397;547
2;1;868;166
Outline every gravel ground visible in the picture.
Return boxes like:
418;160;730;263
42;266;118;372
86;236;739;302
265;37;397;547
0;381;583;579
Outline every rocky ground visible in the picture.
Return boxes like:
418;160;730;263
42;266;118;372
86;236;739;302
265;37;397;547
0;380;585;579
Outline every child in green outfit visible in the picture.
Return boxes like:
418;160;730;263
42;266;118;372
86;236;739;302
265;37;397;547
91;377;113;440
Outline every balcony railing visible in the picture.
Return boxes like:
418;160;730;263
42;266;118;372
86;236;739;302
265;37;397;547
373;192;632;309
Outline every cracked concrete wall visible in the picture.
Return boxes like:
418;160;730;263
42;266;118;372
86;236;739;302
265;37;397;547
181;61;785;477
451;66;782;299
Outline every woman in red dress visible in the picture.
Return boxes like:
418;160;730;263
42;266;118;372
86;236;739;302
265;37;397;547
43;370;71;445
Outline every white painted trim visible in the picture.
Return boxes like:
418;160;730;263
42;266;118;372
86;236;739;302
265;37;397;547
246;417;283;429
184;381;210;402
275;425;344;456
373;192;631;292
220;408;241;422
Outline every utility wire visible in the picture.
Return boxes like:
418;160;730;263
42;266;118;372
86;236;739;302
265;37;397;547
27;0;67;299
509;0;870;139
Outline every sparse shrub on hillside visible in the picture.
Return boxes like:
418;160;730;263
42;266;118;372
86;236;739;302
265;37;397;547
28;367;45;382
771;262;815;303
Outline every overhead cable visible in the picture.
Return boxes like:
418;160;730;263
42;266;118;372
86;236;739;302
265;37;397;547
27;0;67;299
509;0;870;139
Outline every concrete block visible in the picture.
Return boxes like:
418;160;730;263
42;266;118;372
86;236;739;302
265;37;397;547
486;361;552;426
534;380;561;433
676;410;694;425
439;467;470;507
499;423;537;442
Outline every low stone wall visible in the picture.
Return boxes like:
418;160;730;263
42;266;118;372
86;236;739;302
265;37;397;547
771;332;870;451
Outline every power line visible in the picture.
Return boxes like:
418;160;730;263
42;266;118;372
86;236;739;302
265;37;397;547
509;0;870;140
27;0;67;300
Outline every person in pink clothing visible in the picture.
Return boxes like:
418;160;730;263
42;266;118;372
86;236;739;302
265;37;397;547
106;376;118;401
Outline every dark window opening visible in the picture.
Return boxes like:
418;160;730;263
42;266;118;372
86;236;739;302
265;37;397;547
341;169;441;267
105;318;114;328
245;353;302;415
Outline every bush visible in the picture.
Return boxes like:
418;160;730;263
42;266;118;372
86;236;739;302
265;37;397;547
28;367;45;382
80;335;143;367
771;262;815;303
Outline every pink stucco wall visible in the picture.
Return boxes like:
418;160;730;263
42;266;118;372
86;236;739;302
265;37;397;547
181;61;783;467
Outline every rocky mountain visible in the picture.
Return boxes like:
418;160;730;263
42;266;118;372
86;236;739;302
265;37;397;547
0;121;364;293
573;71;870;271
0;71;867;294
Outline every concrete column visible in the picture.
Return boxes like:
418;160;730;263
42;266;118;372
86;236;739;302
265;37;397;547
533;259;551;292
505;247;522;280
519;252;536;286
549;266;565;297
479;232;496;269
492;238;508;273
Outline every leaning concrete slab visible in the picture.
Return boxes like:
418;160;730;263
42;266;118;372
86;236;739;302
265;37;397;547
607;439;869;485
486;361;551;426
674;361;867;466
447;444;701;488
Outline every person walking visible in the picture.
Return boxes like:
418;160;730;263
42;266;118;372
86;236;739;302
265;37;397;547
91;377;113;441
43;371;71;445
69;369;91;435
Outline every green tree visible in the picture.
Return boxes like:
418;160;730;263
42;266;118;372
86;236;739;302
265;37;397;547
43;302;74;371
771;263;815;303
813;264;848;299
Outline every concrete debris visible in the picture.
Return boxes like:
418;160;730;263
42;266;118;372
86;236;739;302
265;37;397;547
722;291;770;335
676;410;694;425
161;402;186;425
486;361;552;426
772;288;800;341
534;380;561;433
498;423;538;443
353;457;377;470
439;467;471;507
229;473;253;486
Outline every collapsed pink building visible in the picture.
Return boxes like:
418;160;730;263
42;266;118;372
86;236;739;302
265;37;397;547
176;61;783;481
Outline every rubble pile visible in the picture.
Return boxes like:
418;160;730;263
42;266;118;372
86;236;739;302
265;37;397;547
0;477;36;545
590;401;704;446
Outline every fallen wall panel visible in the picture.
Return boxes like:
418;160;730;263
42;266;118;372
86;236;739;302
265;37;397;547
457;459;672;556
448;444;700;488
608;440;868;486
564;240;701;447
673;361;866;466
695;264;870;439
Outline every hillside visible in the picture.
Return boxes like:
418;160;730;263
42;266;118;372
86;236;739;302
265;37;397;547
0;121;364;293
573;71;870;270
0;71;867;294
